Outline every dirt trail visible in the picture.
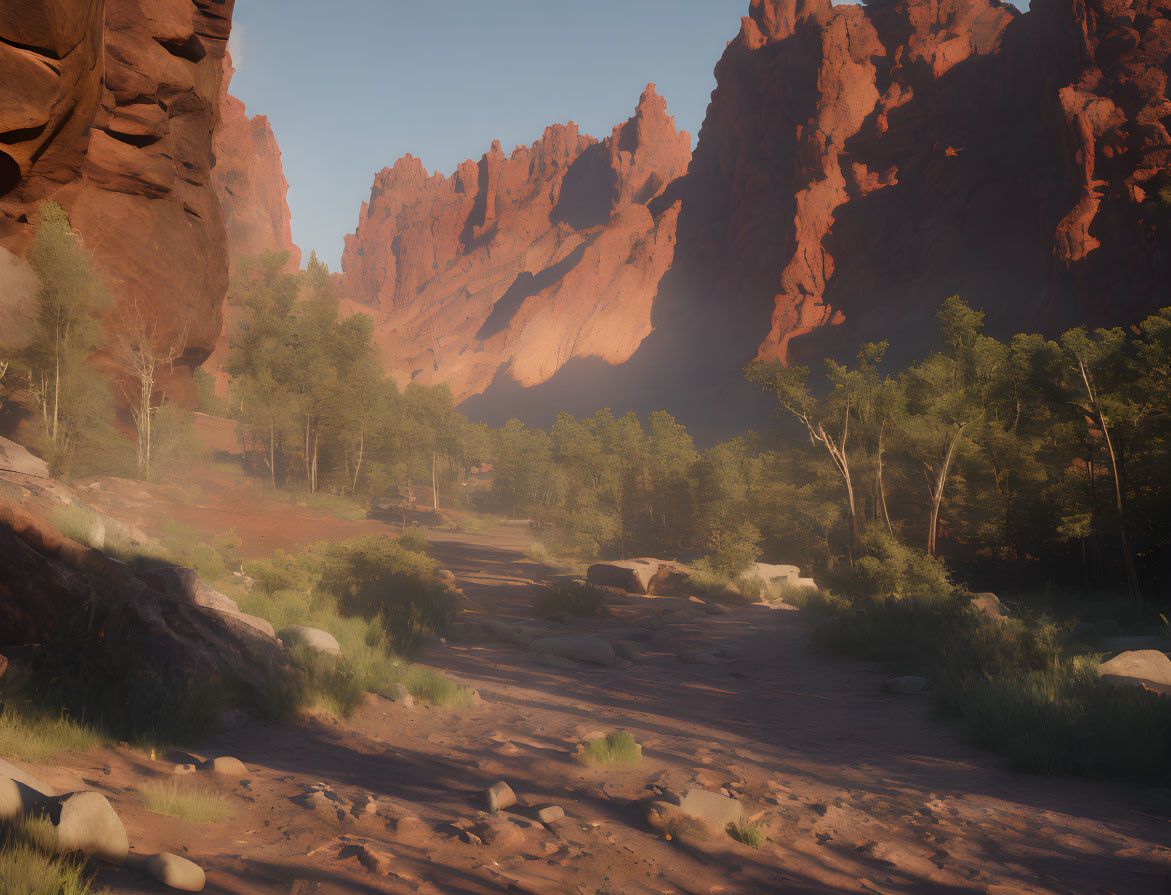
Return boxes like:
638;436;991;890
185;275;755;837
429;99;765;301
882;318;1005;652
29;521;1171;894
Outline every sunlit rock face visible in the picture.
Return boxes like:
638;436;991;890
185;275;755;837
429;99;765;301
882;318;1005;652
684;0;1171;369
0;0;237;373
339;85;692;403
344;0;1171;434
205;52;301;390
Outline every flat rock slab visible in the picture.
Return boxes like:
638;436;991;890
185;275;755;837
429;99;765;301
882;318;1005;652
675;787;743;832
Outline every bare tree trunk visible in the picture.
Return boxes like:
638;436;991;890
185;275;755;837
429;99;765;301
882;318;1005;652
270;416;276;489
431;450;438;510
877;417;892;535
352;428;364;494
927;426;964;556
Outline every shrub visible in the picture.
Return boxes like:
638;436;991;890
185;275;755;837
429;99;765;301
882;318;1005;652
400;666;475;708
0;705;99;763
845;529;955;601
731;819;767;848
535;580;608;618
0;817;95;895
141;780;232;823
397;524;429;553
192;367;227;416
578;730;642;766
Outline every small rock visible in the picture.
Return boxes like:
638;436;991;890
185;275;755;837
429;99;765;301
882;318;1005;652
485;780;517;813
198;756;249;777
282;625;342;658
704;601;728;615
353;843;395;875
172;764;197;776
636;614;664;631
144;852;205;891
612;641;644;663
662;609;693;624
459;829;483;845
54;790;130;863
882;675;932;695
969;592;1008;620
383;683;415;707
536;805;565;824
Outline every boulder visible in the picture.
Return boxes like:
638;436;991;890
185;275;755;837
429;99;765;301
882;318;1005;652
0;436;49;478
198;756;250;777
53;790;129;863
586;558;692;596
447;621;485;642
587;559;660;594
528;636;615;667
970;592;1008;620
747;563;801;598
485;780;517;814
282;625;341;658
0;758;54;820
144;853;206;891
1097;650;1171;697
646;787;742;837
882;676;932;695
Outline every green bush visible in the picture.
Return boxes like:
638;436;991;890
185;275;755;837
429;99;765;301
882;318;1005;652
397;524;429;553
192;367;228;416
844;529;955;600
534;580;608;618
578;730;642;766
731;818;766;848
810;580;1171;782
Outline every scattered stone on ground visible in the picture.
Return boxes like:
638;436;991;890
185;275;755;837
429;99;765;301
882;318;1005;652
882;675;932;695
1097;649;1171;696
53;790;130;863
282;625;342;658
485;780;517;813
383;683;415;706
536;805;565;824
144;852;206;891
198;756;250;777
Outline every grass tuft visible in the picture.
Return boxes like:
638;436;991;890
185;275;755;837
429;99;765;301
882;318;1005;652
578;730;642;766
0;706;100;763
141;779;232;823
0;817;96;895
731;818;766;848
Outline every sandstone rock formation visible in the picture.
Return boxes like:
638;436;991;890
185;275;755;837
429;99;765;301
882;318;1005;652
212;54;301;272
684;0;1171;369
457;0;1171;436
0;0;238;379
339;85;691;401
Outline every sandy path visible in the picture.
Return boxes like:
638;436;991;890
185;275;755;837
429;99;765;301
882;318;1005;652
29;521;1167;894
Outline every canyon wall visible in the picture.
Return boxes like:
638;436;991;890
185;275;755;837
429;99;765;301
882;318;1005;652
349;0;1170;435
339;85;691;402
0;0;237;376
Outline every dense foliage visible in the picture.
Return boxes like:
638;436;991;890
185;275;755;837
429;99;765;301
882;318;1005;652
492;298;1171;602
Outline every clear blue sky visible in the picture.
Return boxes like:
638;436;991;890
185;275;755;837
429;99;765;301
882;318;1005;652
228;1;1028;271
228;0;749;270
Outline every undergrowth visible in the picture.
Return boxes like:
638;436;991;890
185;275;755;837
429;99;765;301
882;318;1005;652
141;779;233;823
0;817;97;895
578;730;642;766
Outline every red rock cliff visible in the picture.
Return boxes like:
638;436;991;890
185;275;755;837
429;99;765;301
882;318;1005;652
682;0;1171;367
0;0;237;374
212;54;300;272
339;85;691;402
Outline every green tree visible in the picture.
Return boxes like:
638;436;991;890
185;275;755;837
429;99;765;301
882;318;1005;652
22;201;112;465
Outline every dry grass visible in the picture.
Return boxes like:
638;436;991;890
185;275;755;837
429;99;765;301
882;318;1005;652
578;730;642;766
0;817;96;895
0;706;100;763
141;779;232;823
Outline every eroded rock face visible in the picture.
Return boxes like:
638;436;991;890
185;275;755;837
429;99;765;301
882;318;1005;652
339;85;691;402
686;0;1171;367
0;0;236;380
